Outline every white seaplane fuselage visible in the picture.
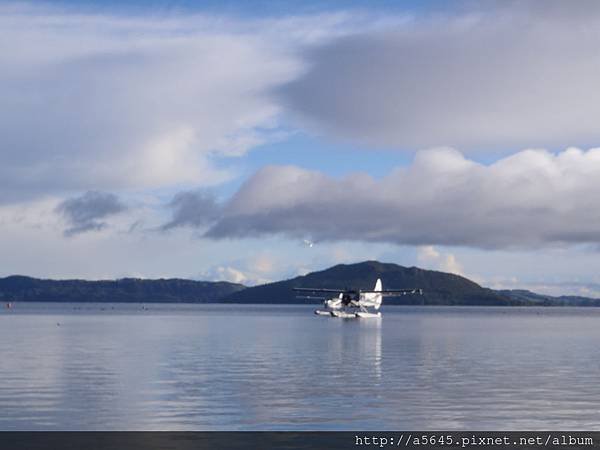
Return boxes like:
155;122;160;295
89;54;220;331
314;279;383;319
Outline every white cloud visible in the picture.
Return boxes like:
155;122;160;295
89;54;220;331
280;1;600;150
205;147;600;249
206;266;249;285
417;245;464;276
0;4;303;202
201;253;278;286
0;4;417;204
441;254;464;277
416;245;441;263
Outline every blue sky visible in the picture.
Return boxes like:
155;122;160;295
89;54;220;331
2;0;600;297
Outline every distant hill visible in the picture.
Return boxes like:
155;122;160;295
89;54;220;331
222;260;523;306
499;289;600;306
0;276;245;303
3;262;599;306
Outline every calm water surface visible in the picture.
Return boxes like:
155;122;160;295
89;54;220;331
1;303;600;430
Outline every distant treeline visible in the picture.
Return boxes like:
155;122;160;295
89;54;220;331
0;276;245;303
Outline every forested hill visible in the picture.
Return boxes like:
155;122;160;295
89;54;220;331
2;262;598;306
222;260;522;306
499;289;600;306
0;276;245;303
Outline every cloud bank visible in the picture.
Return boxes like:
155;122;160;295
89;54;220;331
0;4;303;202
198;147;600;249
280;1;600;150
6;1;600;206
162;190;221;230
0;4;411;204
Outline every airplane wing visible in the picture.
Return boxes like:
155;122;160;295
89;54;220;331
293;287;349;293
360;289;423;295
294;287;422;295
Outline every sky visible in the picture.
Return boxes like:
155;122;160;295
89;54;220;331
2;0;600;297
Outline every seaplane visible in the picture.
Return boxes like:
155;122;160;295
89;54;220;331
293;279;422;319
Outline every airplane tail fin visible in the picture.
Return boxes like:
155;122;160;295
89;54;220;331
374;278;382;292
373;278;383;310
363;278;383;310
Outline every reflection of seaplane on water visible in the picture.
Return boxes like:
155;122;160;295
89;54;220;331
294;279;422;319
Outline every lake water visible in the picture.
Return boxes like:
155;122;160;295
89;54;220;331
1;303;600;430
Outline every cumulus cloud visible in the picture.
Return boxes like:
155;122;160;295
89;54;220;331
201;253;279;285
280;1;600;150
417;245;464;276
162;191;221;230
203;147;600;249
56;191;127;236
204;266;249;285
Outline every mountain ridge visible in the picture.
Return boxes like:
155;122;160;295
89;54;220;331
221;260;520;306
1;261;598;306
